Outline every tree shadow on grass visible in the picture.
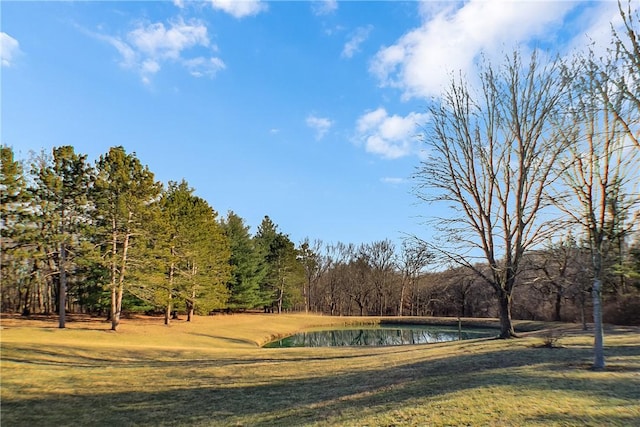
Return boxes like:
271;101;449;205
2;343;639;426
187;332;258;347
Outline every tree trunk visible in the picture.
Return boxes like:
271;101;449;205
36;279;43;314
592;277;605;369
277;277;285;314
112;225;131;331
110;283;117;328
58;243;67;328
186;297;194;322
165;259;175;326
277;288;283;314
165;292;172;326
110;221;119;331
498;289;516;338
45;247;58;314
554;285;562;322
21;286;30;316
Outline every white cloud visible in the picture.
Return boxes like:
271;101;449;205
183;56;226;78
96;18;223;83
355;107;428;159
173;0;185;8
141;59;160;74
128;19;209;61
210;0;267;18
370;0;576;99
312;0;338;16
306;114;333;140
1;32;21;67
342;25;373;59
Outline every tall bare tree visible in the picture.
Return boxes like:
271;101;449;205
556;46;640;369
608;0;640;149
363;239;396;316
414;50;569;338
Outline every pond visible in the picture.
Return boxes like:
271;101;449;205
263;324;496;348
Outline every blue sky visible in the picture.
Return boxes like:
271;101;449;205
1;0;631;248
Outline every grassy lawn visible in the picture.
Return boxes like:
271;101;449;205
1;314;639;426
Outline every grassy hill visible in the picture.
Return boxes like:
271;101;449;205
1;314;638;426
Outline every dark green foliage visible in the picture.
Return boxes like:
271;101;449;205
0;146;32;314
254;216;304;313
221;211;265;310
146;180;232;323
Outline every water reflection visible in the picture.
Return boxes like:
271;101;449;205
264;325;495;348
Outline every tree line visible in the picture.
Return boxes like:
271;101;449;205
1;144;322;329
1;1;638;370
1;161;638;328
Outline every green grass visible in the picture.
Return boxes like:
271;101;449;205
1;314;639;426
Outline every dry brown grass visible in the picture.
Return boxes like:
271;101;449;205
1;314;639;426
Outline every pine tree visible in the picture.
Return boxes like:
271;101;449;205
30;146;93;327
221;211;265;311
254;216;304;313
92;146;162;331
146;180;231;324
0;146;32;314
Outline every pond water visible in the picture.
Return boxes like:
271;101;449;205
263;325;496;348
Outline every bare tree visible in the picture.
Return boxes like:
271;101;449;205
345;244;373;316
414;50;569;338
398;239;433;316
608;0;640;149
526;235;586;322
363;240;396;316
320;242;353;315
299;238;330;313
556;47;640;369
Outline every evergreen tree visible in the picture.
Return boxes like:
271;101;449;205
181;196;231;320
31;146;93;327
221;211;265;310
254;216;304;312
145;180;231;324
92;146;162;331
0;146;32;314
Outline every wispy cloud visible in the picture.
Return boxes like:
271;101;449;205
94;17;224;84
210;0;268;18
1;32;22;67
381;177;405;185
369;0;577;99
183;56;226;78
306;114;333;140
311;0;338;16
355;107;428;159
342;25;373;59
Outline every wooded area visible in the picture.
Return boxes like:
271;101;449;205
1;2;638;370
